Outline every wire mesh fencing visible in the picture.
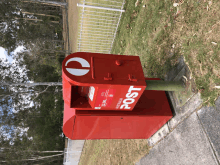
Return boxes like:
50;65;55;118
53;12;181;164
77;0;125;54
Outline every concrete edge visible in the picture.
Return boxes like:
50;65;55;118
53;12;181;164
195;111;220;165
147;123;170;147
147;92;203;148
147;56;203;148
64;138;85;165
78;140;86;163
168;92;203;131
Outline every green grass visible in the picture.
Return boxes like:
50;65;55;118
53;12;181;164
75;0;220;106
76;0;220;164
111;0;220;106
111;0;179;79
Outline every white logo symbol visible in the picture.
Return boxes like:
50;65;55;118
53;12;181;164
65;57;90;76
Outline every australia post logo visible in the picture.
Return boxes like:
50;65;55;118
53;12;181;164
120;86;142;110
65;57;90;76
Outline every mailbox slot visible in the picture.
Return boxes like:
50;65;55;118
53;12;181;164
71;86;92;109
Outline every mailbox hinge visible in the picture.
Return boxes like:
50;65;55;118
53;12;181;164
128;74;137;82
91;57;95;79
104;73;113;81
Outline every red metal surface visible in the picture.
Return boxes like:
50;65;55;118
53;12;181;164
62;52;146;111
63;77;173;140
63;102;75;139
62;52;173;140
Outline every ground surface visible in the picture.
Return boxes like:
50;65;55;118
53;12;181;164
66;0;80;54
79;139;150;165
64;0;220;164
63;1;150;164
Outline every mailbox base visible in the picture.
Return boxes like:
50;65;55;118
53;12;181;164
63;79;173;140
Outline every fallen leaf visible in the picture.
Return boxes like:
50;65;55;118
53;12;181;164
135;0;139;7
173;3;179;7
199;63;203;75
180;25;183;31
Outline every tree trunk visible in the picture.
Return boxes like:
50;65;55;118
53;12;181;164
1;82;62;87
21;11;60;18
0;153;63;162
22;0;67;7
36;151;63;153
14;17;60;24
39;49;68;53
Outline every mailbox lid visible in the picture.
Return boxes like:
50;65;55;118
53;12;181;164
62;52;146;86
62;52;146;111
93;56;144;84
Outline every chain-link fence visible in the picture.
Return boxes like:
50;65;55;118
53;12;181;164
77;0;125;54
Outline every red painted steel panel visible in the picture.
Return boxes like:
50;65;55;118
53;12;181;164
62;52;146;111
62;52;173;139
63;78;173;139
62;52;145;86
62;102;75;139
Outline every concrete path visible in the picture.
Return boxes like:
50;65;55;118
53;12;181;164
64;139;85;165
136;57;220;165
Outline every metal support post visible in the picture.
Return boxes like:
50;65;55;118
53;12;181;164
145;80;185;91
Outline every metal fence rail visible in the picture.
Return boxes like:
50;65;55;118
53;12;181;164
77;0;125;54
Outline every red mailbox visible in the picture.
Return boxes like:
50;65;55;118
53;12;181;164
62;52;173;140
62;52;146;111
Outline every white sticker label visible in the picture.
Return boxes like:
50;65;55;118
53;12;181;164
94;107;101;109
88;86;95;101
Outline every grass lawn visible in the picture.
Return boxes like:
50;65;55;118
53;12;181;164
76;0;220;164
111;0;220;107
79;139;150;165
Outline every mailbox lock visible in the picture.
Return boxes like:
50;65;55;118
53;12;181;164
115;60;122;66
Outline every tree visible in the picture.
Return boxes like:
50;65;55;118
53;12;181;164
0;56;65;164
0;1;66;163
22;0;67;7
0;0;64;54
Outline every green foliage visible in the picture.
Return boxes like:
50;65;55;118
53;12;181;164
0;1;65;164
27;64;61;82
0;0;63;54
25;90;64;148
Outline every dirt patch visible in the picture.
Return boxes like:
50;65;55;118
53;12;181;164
67;0;80;54
62;6;69;57
79;139;149;165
